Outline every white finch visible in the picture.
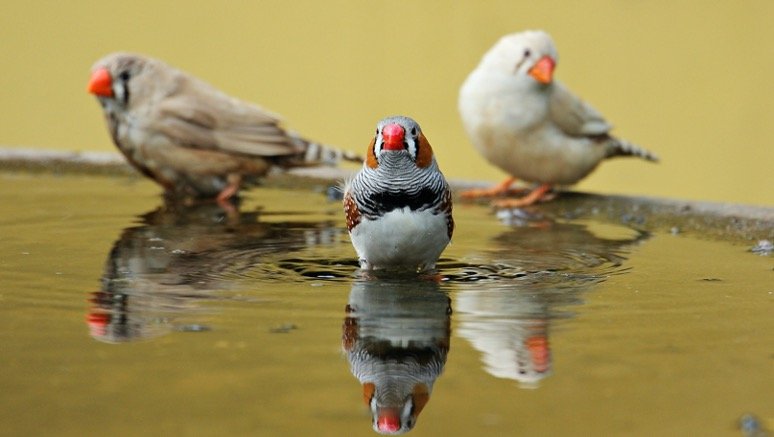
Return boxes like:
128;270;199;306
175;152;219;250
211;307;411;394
459;30;658;207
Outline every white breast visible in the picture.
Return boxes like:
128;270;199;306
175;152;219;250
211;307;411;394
459;72;606;185
350;208;450;271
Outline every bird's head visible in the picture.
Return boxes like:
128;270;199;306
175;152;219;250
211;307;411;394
87;52;152;109
483;29;558;85
366;115;435;170
363;382;430;435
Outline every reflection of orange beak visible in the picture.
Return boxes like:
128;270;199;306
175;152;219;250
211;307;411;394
87;311;111;337
528;56;555;84
526;334;551;373
376;408;401;433
87;67;114;97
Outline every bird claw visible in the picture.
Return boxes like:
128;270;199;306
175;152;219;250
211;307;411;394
491;184;555;209
460;177;519;200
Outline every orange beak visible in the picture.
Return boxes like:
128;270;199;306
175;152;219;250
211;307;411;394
87;67;114;97
526;334;551;373
528;56;555;84
381;123;405;151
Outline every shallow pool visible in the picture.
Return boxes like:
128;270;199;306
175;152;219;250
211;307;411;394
0;172;771;436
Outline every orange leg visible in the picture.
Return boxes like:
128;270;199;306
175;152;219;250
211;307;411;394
418;271;445;283
216;176;242;214
216;183;239;203
460;177;518;199
492;183;555;208
216;175;241;203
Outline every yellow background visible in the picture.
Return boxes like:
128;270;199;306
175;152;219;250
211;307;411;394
1;1;772;206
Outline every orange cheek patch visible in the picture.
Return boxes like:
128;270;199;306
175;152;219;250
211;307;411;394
411;383;430;417
415;133;434;168
362;382;375;405
366;138;378;169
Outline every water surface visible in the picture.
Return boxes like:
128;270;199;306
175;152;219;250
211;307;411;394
0;173;771;435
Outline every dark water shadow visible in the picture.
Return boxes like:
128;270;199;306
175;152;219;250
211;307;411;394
87;201;339;343
342;274;451;435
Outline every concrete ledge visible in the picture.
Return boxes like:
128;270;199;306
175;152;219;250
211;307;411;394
1;147;772;242
0;147;135;175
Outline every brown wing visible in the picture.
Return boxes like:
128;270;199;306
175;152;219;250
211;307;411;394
549;82;612;137
153;74;301;158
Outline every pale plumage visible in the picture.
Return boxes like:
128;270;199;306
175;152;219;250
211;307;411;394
344;116;453;271
87;52;360;202
459;30;658;207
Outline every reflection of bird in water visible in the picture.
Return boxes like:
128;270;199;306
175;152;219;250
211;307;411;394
342;277;451;435
456;288;554;388
456;221;650;387
489;220;650;272
87;202;338;343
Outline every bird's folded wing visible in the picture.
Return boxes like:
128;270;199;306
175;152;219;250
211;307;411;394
154;92;300;157
549;83;612;137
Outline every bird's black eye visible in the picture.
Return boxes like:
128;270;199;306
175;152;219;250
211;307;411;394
118;71;131;82
411;127;417;136
375;128;379;135
524;49;531;58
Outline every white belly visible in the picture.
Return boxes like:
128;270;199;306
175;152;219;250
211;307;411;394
482;127;606;185
349;208;450;271
459;73;607;185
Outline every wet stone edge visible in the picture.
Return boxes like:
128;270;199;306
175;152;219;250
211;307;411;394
1;147;772;242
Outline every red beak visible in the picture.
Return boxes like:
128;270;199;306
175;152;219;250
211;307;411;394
381;123;405;151
528;56;555;84
87;67;114;97
376;409;401;433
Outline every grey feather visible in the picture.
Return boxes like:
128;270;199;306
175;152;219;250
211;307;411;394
550;82;612;137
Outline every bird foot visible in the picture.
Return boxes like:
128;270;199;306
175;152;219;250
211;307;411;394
418;271;445;284
216;183;239;203
460;177;518;199
492;184;555;209
216;181;241;213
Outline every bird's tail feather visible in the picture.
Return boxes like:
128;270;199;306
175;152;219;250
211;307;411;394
609;139;659;162
289;131;363;166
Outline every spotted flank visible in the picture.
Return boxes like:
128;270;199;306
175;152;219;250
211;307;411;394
343;191;361;232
